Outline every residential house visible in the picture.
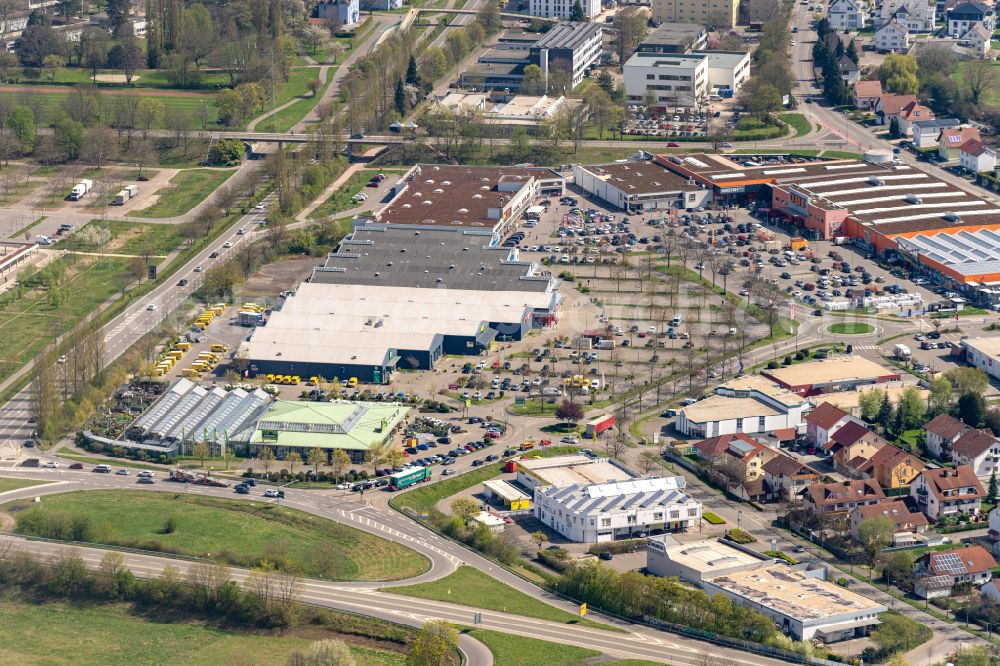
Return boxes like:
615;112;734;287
878;0;937;32
950;427;1000;477
849;500;928;541
946;2;996;37
875;93;918;125
317;0;360;26
924;413;970;458
828;0;868;30
827;421;889;478
860;444;926;489
874;21;912;53
961;23;992;58
804;401;862;448
763;454;819;502
986;505;1000;541
910;465;985;521
911;118;962;148
893;100;935;137
852;80;883;111
914;545;995;598
839;56;860;86
938;125;981;161
959;140;998;174
803;479;886;517
693;432;776;483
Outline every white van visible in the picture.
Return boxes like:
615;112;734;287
671;314;683;326
94;464;112;473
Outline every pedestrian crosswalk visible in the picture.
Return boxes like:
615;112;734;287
853;344;878;351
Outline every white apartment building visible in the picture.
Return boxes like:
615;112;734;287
828;0;867;31
623;50;749;109
874;21;912;53
534;477;702;542
529;0;601;20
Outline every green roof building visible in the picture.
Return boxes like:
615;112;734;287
248;400;409;463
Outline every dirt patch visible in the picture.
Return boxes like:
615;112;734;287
241;257;317;297
93;74;141;83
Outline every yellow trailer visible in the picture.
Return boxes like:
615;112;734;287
175;342;192;351
181;368;201;378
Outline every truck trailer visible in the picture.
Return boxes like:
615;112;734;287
389;466;431;490
69;179;93;201
893;343;911;360
585;414;615;438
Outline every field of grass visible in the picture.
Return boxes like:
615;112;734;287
5;490;429;581
56;219;184;256
390;566;606;628
55;448;162;470
0;599;407;666
0;90;219;130
782;113;812;138
828;322;875;335
134;169;235;218
0;254;129;382
955;61;1000;105
464;628;600;666
308;169;381;219
0;477;51;493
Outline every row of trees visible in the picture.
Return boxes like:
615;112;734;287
812;19;859;106
737;9;795;119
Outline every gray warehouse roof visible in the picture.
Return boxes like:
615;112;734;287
311;227;555;292
534;21;602;51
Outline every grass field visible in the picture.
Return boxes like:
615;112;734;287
389;566;611;629
465;628;600;666
0;477;51;493
782;113;812;138
6;490;429;581
55;448;163;470
0;599;407;666
56;219;184;256
133;169;235;218
0;254;129;382
828;322;875;334
308;169;381;219
955;61;1000;105
0;89;219;130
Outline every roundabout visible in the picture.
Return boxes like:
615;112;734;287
827;322;876;335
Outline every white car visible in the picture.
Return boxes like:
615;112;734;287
237;228;246;235
194;265;204;272
146;304;158;311
335;482;351;490
561;436;579;444
223;241;234;248
255;203;265;210
43;461;59;468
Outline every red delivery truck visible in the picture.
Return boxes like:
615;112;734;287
585;414;615;438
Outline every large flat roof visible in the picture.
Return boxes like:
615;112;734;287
764;356;895;388
537;477;697;516
659;538;764;573
241;282;556;367
578;161;697;196
708;566;885;622
534;21;601;50
312;227;553;292
814;385;928;412
249;400;408;450
963;337;1000;358
680;395;780;423
519;454;630;486
639;22;706;48
376;165;562;229
719;375;809;407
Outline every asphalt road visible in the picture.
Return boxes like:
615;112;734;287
0;468;800;666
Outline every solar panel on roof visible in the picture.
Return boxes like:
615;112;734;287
619;493;645;511
640;489;665;508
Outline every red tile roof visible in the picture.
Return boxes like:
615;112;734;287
951;428;998;459
806;479;886;509
851;499;928;528
830;420;874;448
924;414;967;441
771;427;797;442
805;402;850;431
763;453;817;479
924;545;995;576
916;465;985;499
859;444;926;476
693;432;758;458
879;94;918;116
854;80;883;98
939;126;981;149
898;101;934;121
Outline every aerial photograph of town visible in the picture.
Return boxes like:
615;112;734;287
3;0;1000;664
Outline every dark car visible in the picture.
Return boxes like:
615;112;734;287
69;462;84;469
437;436;451;445
209;251;220;259
243;478;256;486
178;278;189;287
235;485;250;494
23;440;34;447
137;477;155;484
598;551;613;561
21;458;40;467
472;459;485;467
